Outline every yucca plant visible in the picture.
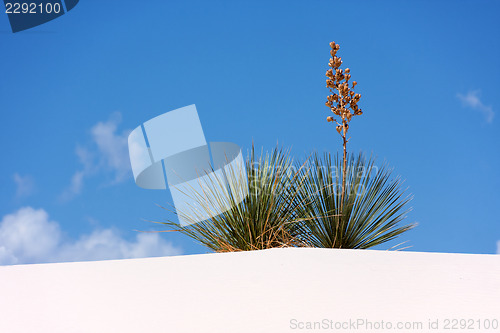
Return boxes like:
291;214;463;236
296;152;416;249
155;147;415;251
153;40;415;252
156;146;311;252
318;41;415;248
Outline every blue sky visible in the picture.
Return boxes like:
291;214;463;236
1;0;499;265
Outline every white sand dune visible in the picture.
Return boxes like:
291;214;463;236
1;248;499;332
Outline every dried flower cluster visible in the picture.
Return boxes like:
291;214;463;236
325;41;362;136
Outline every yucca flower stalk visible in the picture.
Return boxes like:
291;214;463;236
325;41;362;213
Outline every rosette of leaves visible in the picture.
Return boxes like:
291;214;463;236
156;146;311;252
296;152;416;249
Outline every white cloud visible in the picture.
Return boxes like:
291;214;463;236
0;207;60;264
62;113;132;199
60;171;85;200
75;145;95;173
457;90;494;123
13;173;35;198
90;113;131;183
58;230;179;263
0;207;181;265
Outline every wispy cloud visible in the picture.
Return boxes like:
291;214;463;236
12;173;35;198
61;113;132;200
457;90;494;123
90;112;132;183
0;207;181;265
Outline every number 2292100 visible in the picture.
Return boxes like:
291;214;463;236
5;2;62;14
